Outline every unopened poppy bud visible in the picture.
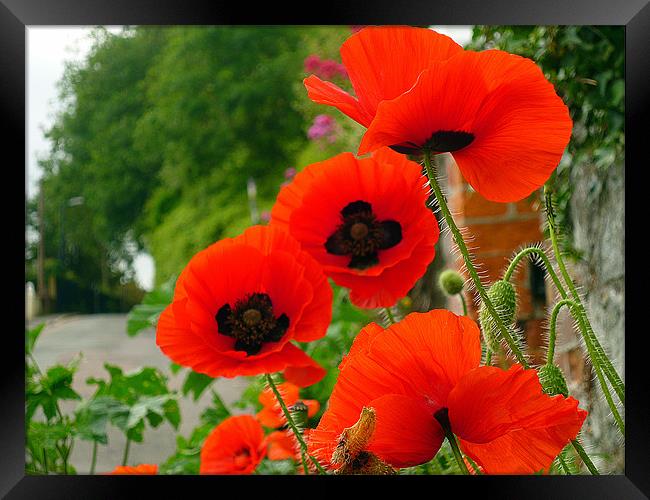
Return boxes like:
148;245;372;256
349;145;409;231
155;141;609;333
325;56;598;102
479;279;517;352
538;364;569;397
438;269;465;296
399;296;413;310
289;400;309;428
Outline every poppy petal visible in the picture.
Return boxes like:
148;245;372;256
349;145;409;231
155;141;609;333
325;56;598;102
304;75;372;127
452;52;572;202
281;343;327;387
448;365;587;445
270;148;437;309
364;311;482;408
108;464;158;475
367;394;444;468
458;423;587;475
266;430;300;461
338;322;384;370
341;26;463;119
304;399;320;418
359;50;572;202
200;415;266;474
358;53;491;155
239;225;333;343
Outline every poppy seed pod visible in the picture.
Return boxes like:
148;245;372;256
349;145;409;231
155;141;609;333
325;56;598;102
479;279;517;352
438;269;465;296
538;364;569;397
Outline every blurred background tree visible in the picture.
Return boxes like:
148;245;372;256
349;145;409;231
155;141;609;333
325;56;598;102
26;26;354;310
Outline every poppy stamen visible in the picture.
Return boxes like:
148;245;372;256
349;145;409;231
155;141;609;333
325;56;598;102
215;293;290;356
325;200;402;270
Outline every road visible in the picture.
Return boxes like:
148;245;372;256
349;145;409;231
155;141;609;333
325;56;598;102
30;314;250;474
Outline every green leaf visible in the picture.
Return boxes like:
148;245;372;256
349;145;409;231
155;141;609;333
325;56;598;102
255;459;296;475
126;278;176;337
199;390;231;426
181;371;214;401
126;394;174;429
26;324;45;354
28;420;73;450
74;396;130;443
164;399;181;430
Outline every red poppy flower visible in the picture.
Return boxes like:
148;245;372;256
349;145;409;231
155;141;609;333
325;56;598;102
257;382;320;429
200;415;266;474
265;429;312;462
108;464;158;475
270;147;439;308
305;26;572;202
156;225;332;387
308;310;587;474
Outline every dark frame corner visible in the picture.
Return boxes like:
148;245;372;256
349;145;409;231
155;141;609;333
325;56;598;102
3;0;649;498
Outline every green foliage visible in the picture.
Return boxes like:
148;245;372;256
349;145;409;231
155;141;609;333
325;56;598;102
26;358;81;421
26;323;45;355
86;364;180;442
159;390;231;475
181;371;215;402
74;396;130;445
126;276;176;336
255;459;297;475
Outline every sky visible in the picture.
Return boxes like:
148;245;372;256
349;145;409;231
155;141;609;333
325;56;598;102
26;25;472;293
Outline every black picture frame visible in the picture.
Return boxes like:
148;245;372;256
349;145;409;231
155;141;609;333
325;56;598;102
5;1;649;498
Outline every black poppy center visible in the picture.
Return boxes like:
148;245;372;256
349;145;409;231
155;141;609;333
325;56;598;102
425;130;474;152
215;292;290;356
325;200;402;270
389;130;475;155
434;407;452;434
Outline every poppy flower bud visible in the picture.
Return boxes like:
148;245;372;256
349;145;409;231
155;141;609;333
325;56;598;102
399;296;413;310
479;279;517;352
537;364;569;397
438;269;465;296
289;400;309;428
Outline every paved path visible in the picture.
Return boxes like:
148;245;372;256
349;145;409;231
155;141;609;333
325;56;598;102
30;314;249;474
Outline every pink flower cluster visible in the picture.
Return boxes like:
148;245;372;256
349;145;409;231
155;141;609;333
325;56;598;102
304;55;348;80
307;114;338;143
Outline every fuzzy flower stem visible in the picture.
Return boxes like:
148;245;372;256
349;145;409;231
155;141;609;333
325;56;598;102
571;439;600;475
544;185;625;405
445;432;470;475
423;150;528;367
484;348;493;367
459;293;468;316
503;246;565;293
556;449;572;475
384;307;396;325
547;299;578;364
265;374;328;475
